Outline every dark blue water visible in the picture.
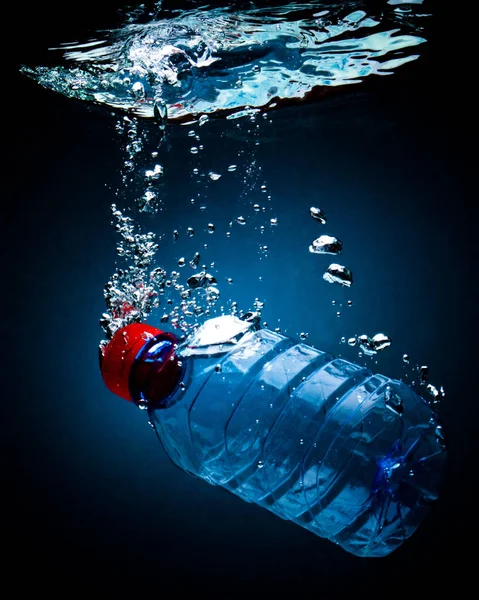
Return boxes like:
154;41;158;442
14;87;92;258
7;0;475;588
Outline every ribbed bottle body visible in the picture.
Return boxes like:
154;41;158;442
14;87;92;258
148;327;445;557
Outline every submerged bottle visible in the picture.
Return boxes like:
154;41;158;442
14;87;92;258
100;314;446;557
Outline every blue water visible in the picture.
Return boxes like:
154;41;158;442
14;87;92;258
7;0;474;588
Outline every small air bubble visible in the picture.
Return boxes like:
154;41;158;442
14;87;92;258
309;235;342;255
310;207;327;224
131;81;145;99
418;365;429;384
371;333;391;352
189;252;200;269
427;383;441;403
323;264;353;287
384;386;403;416
435;424;446;450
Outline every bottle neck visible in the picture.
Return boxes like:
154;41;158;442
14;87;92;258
129;332;183;408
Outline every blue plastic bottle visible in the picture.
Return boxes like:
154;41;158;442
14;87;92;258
100;314;446;557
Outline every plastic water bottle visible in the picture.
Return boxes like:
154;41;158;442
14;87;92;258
100;314;447;557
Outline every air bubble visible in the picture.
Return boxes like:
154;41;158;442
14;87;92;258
323;264;353;287
418;365;429;384
371;333;392;352
384;386;403;416
435;424;446;450
310;206;327;224
427;384;440;403
309;235;342;255
189;252;200;269
187;271;217;289
145;164;163;181
131;81;145;99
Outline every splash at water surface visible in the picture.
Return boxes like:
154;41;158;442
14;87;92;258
20;0;430;121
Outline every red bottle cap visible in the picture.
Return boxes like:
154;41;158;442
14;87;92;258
100;323;163;401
